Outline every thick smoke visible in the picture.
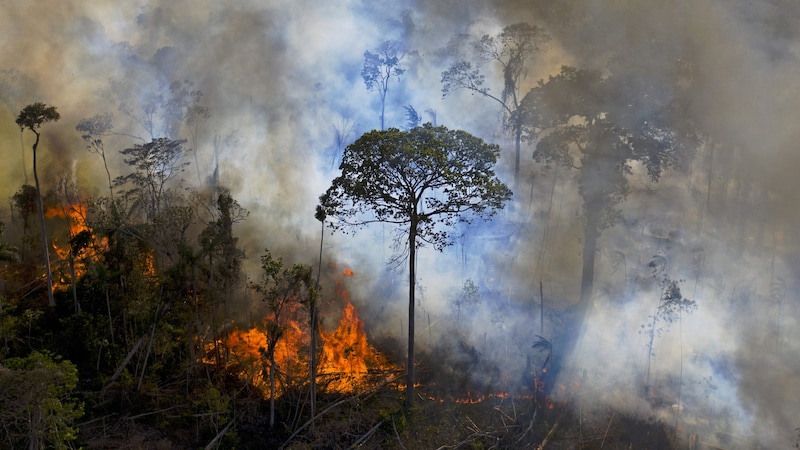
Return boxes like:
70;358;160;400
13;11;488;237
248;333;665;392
1;0;799;446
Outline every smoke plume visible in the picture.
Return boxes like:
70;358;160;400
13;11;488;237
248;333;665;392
1;0;798;446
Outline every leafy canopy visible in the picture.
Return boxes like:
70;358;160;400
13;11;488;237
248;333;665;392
15;102;60;133
319;123;512;250
520;66;691;230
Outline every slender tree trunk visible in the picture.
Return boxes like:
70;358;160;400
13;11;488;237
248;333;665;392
269;350;276;428
138;318;158;391
644;302;659;395
20;129;28;185
310;220;324;433
540;281;544;334
550;215;599;396
514;124;522;191
0;299;5;352
380;86;387;131
106;286;114;345
578;219;599;313
406;219;417;410
32;132;55;308
101;152;114;199
192;124;202;185
69;254;79;313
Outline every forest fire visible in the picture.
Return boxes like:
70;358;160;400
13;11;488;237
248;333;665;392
218;268;392;398
44;203;105;291
318;276;390;392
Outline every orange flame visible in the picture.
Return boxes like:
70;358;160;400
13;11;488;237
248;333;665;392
318;278;388;392
45;203;106;290
223;305;310;396
212;271;393;398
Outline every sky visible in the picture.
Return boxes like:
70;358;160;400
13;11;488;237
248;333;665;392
1;0;799;446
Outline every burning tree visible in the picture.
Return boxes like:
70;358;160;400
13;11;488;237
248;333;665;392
318;123;512;409
251;250;315;428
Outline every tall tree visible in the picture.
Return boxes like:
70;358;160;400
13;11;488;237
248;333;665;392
519;66;695;375
0;69;38;185
442;23;551;188
522;66;693;313
362;40;406;130
319;123;511;409
16;103;60;308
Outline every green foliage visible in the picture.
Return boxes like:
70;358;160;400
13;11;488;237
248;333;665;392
0;296;20;358
319;123;512;250
320;123;510;410
15;102;60;132
0;351;83;449
198;189;247;288
11;185;39;230
0;222;18;263
190;380;231;436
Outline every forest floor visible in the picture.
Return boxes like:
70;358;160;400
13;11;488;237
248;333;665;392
277;385;678;449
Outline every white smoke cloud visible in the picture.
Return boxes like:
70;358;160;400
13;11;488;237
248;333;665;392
1;0;799;446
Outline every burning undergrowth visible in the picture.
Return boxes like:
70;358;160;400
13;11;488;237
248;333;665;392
210;267;396;400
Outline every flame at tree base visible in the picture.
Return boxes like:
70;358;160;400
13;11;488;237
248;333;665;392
318;280;390;392
211;273;394;399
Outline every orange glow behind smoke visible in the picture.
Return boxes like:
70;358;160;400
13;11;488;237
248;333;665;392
216;268;392;398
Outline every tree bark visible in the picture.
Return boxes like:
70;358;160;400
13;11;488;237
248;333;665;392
32;131;55;308
549;214;599;396
406;218;417;410
269;350;276;428
514;124;522;191
578;219;599;313
310;219;323;433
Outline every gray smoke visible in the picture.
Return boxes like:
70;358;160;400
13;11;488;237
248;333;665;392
1;0;798;446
